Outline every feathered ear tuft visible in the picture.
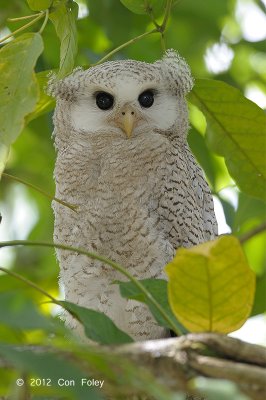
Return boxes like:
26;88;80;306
160;49;194;95
46;67;84;101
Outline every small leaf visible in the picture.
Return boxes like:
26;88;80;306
61;301;134;344
120;0;165;16
118;279;187;333
0;33;43;174
49;1;78;78
188;79;266;201
165;236;256;333
27;0;53;11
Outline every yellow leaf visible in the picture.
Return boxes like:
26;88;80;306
165;236;256;333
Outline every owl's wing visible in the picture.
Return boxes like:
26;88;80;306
158;143;217;251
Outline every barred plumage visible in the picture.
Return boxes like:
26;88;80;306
50;50;217;341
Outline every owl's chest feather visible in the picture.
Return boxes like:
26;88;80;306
55;132;170;205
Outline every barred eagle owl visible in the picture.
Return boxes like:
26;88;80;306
49;50;217;341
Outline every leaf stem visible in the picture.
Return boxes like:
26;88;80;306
0;266;57;303
93;29;158;66
0;12;45;44
39;9;49;34
239;221;266;244
8;14;40;22
2;173;77;212
0;240;181;335
161;0;173;31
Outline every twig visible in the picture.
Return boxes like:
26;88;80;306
92;29;158;66
239;221;266;244
8;14;40;22
2;173;77;212
161;0;173;31
0;12;45;44
0;266;57;303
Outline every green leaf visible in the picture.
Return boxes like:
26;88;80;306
0;344;103;400
165;236;256;333
0;292;53;333
26;70;55;123
49;1;78;78
27;0;53;11
188;79;266;201
120;0;165;16
118;279;187;334
61;301;134;344
0;33;43;174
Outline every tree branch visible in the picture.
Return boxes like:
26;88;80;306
239;221;266;244
1;334;265;399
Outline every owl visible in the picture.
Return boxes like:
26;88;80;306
49;50;217;342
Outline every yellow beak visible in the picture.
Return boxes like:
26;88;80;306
121;111;135;139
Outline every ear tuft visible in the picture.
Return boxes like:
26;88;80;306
161;49;194;95
46;67;84;101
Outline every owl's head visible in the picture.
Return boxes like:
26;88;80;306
49;50;193;141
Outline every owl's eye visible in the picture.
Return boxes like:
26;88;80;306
95;92;114;110
138;90;154;108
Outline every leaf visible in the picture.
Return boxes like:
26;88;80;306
188;79;266;201
0;344;103;400
49;0;78;78
27;0;53;11
26;70;55;123
118;279;187;334
0;292;54;333
120;0;165;16
0;33;43;175
165;236;256;333
61;301;134;344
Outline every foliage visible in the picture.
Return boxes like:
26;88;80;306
0;0;266;399
166;236;256;333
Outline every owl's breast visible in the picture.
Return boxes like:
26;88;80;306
54;132;174;272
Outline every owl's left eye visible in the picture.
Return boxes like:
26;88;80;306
95;92;114;110
138;90;154;108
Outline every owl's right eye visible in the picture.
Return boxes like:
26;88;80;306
95;92;114;110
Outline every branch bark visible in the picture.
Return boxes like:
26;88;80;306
113;333;266;399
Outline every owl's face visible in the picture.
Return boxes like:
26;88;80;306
70;70;181;139
51;50;193;140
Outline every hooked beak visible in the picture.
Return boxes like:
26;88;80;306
119;108;136;138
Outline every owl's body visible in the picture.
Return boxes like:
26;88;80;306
51;51;217;341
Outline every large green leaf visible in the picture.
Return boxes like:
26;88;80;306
0;33;43;175
120;0;165;16
118;279;187;334
188;79;266;201
49;0;78;78
165;236;256;333
61;301;134;344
